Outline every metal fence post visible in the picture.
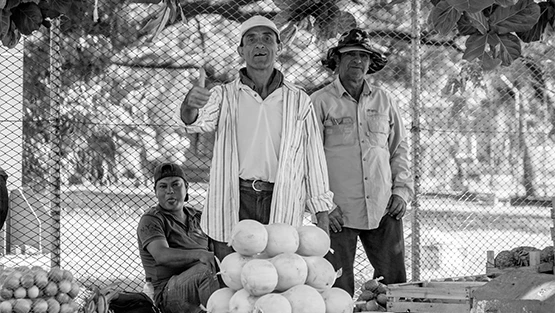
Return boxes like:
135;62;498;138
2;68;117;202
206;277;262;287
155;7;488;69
410;0;422;282
49;18;62;269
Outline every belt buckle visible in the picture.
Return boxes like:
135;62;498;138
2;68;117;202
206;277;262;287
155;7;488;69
251;180;262;192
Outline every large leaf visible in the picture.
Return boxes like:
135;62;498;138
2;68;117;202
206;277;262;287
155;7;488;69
466;11;489;34
496;33;521;66
4;0;20;10
280;21;297;46
149;3;171;42
50;0;71;15
463;33;488;62
429;1;461;35
516;1;555;42
37;0;61;19
337;11;356;35
494;0;519;6
446;0;495;13
314;3;341;40
11;2;42;35
456;12;480;35
0;10;12;39
1;21;20;48
138;3;167;37
273;10;291;29
464;33;504;70
489;0;541;34
272;0;301;11
480;51;502;71
0;9;10;39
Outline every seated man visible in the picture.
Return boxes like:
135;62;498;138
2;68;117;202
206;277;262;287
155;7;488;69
137;162;219;313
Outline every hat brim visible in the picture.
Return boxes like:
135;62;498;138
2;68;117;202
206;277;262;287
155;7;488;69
338;46;375;54
323;46;388;74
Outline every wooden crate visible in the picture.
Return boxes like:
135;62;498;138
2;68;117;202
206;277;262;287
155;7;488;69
472;270;555;313
486;250;554;276
386;280;487;313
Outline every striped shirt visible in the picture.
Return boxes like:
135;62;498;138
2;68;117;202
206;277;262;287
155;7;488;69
182;77;334;242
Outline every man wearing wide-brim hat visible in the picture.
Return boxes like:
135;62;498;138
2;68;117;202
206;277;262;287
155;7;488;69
312;28;414;296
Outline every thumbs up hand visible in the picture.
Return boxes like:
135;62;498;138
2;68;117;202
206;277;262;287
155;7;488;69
180;67;210;124
185;67;211;109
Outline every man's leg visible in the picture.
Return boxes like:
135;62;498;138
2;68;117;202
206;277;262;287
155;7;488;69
209;238;235;288
325;227;359;296
210;239;235;264
360;215;406;285
159;263;219;313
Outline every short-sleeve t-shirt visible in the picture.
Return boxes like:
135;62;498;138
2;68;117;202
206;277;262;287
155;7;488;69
137;205;209;289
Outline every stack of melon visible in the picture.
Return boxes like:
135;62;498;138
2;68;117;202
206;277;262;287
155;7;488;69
0;266;80;313
206;219;353;313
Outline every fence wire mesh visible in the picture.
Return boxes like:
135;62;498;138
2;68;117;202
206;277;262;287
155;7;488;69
1;0;554;296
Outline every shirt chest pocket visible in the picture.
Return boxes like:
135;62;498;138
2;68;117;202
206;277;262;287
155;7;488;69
324;117;356;147
366;113;389;148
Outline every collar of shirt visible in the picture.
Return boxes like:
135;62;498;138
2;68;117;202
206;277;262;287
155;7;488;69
155;204;200;225
333;76;372;100
239;67;284;94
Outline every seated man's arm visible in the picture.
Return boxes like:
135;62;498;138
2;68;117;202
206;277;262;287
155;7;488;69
138;214;214;272
146;239;214;270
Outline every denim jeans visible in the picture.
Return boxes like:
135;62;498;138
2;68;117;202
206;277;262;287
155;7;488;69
238;184;273;224
325;214;406;296
210;184;274;287
158;263;219;313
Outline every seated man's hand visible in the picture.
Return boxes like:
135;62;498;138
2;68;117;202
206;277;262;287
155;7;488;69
197;250;214;264
196;250;216;273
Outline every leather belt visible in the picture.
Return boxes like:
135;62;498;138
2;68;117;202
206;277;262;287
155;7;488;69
239;178;274;192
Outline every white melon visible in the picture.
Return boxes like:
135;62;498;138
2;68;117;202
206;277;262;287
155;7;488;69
270;253;308;291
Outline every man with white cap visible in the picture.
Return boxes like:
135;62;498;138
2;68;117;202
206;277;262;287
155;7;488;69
179;16;333;263
311;28;414;296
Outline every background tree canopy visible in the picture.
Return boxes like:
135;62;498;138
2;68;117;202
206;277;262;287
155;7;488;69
1;0;554;70
3;0;555;197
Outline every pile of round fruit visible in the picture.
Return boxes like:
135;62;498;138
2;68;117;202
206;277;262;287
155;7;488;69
0;266;80;313
494;246;554;268
353;277;388;312
205;219;353;313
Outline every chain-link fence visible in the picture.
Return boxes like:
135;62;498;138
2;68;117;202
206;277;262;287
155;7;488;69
1;0;554;295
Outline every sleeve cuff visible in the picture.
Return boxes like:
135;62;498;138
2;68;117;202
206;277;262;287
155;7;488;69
306;191;334;214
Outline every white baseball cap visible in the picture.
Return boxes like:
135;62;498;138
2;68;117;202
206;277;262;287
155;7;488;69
239;15;280;43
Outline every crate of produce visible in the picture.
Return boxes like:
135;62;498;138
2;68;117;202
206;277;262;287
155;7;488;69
385;276;489;313
486;246;554;276
353;277;389;312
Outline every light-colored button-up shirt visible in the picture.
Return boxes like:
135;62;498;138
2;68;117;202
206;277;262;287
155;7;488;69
311;77;413;230
237;85;282;182
182;75;334;242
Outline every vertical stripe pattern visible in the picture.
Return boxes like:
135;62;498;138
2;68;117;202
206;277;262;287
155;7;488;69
184;79;334;242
